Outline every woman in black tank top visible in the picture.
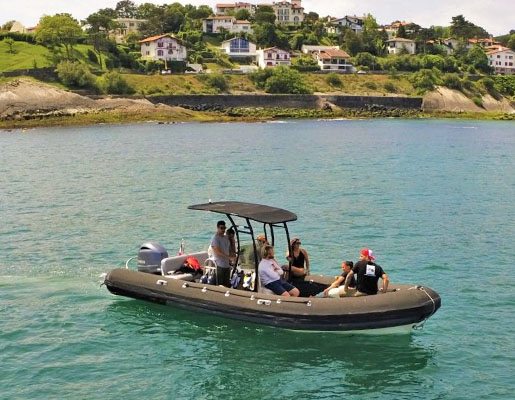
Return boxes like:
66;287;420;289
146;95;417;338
286;238;310;281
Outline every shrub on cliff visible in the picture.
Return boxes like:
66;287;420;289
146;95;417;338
326;73;343;88
100;71;134;95
56;61;97;89
442;73;462;91
409;68;442;93
197;73;229;93
264;66;312;94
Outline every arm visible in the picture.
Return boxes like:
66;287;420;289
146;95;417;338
303;249;310;275
380;273;389;293
343;270;354;292
323;276;344;296
212;245;232;261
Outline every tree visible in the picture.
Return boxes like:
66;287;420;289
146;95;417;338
397;25;407;39
235;9;251;21
85;12;117;67
343;29;364;56
508;34;515;51
254;6;276;24
115;1;137;18
136;3;159;19
1;20;15;31
35;14;83;60
3;37;15;53
450;15;489;39
465;46;491;73
252;23;289;49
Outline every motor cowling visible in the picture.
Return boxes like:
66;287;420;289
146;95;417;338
137;242;168;274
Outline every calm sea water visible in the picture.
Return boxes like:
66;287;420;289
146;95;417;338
1;119;514;399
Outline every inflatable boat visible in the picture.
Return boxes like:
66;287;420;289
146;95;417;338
104;201;441;333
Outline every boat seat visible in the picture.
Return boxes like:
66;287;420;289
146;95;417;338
161;251;209;276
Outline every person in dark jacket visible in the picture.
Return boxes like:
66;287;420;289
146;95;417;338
343;248;389;296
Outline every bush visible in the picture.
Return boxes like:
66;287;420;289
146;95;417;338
482;77;495;91
56;61;97;89
263;66;312;94
410;68;442;93
363;81;377;90
472;96;483;108
145;59;165;73
325;72;342;87
200;73;229;92
100;71;134;95
384;82;397;93
492;75;515;96
443;73;462;90
248;68;274;89
87;49;98;64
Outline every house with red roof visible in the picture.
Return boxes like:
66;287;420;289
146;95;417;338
256;47;291;68
216;2;255;15
314;49;353;72
139;34;187;62
487;46;515;75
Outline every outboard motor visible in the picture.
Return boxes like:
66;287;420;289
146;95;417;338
137;242;168;274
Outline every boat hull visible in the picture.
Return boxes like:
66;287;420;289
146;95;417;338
104;268;441;332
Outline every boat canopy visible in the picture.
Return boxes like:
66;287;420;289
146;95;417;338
188;201;297;224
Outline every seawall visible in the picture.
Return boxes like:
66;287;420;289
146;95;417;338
148;94;423;110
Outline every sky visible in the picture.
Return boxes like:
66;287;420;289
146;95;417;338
1;0;513;36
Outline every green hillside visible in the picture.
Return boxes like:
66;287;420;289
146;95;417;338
0;40;108;72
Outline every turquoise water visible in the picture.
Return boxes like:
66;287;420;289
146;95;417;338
1;119;514;399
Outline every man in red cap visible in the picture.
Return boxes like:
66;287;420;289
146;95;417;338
342;248;389;296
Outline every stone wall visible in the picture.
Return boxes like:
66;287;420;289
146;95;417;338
149;94;422;110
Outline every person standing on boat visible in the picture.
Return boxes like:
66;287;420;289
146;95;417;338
210;221;235;287
259;245;300;297
343;248;389;296
323;261;357;297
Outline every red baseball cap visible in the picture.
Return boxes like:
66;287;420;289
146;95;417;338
360;248;375;261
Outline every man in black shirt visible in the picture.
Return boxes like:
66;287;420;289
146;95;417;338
343;248;389;296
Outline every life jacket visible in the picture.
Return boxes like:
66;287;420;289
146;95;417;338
185;256;201;271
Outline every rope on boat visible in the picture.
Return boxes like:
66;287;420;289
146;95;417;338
174;280;314;305
409;285;437;330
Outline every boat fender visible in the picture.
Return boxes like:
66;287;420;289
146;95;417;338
250;295;255;300
306;301;312;307
257;299;272;306
225;290;230;297
276;299;282;304
202;287;207;293
182;283;189;288
157;280;168;286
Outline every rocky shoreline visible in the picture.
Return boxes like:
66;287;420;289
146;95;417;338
1;79;513;129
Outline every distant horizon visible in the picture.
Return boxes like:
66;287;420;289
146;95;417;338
1;0;513;36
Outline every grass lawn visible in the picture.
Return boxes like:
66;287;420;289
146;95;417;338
0;40;108;73
0;40;53;71
304;73;417;96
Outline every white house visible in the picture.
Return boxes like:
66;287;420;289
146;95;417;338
327;16;363;34
113;18;146;43
314;49;352;71
273;0;304;25
386;38;416;55
139;34;188;62
216;2;255;15
256;47;291;68
221;37;257;60
487;46;515;75
9;21;37;33
203;16;236;33
301;45;340;54
203;16;252;33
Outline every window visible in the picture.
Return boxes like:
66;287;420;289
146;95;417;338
168;50;173;54
157;50;163;56
158;42;163;48
146;51;149;55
